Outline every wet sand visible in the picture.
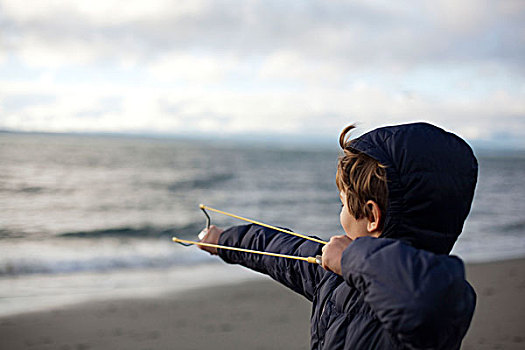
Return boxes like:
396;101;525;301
1;259;524;349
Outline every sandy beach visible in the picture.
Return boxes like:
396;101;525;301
1;258;524;350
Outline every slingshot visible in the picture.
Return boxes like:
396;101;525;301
172;204;326;265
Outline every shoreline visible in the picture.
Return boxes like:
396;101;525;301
462;258;525;349
1;258;524;349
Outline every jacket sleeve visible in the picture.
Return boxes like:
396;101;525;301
217;224;324;301
341;237;476;350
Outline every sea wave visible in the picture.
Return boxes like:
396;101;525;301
499;221;525;233
167;172;234;191
0;238;215;277
59;222;204;239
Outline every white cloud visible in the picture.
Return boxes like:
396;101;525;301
0;0;523;146
148;53;238;83
2;74;523;146
425;0;492;34
14;35;103;68
2;0;523;69
0;0;204;24
258;51;343;85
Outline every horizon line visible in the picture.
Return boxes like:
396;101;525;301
1;128;524;152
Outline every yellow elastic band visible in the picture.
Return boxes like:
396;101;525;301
172;237;319;264
200;204;327;245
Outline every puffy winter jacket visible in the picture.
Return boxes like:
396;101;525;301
218;122;478;349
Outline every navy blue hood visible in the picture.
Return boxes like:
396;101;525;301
349;122;478;254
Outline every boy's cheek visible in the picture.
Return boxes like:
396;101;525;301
339;209;352;236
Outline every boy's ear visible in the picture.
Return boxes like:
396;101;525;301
366;200;382;236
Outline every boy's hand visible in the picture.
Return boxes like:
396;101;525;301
197;225;224;255
321;235;352;275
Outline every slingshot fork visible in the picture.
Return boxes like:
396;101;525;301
176;204;212;247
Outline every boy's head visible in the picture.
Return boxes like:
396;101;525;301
335;122;478;254
336;125;388;239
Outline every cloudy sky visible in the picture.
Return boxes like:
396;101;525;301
1;0;524;147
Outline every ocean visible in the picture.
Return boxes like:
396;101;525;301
1;132;524;316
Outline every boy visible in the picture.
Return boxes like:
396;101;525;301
199;122;478;349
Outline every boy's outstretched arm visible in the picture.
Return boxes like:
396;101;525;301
337;237;476;349
200;224;324;301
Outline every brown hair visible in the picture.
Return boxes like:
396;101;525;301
336;125;388;229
